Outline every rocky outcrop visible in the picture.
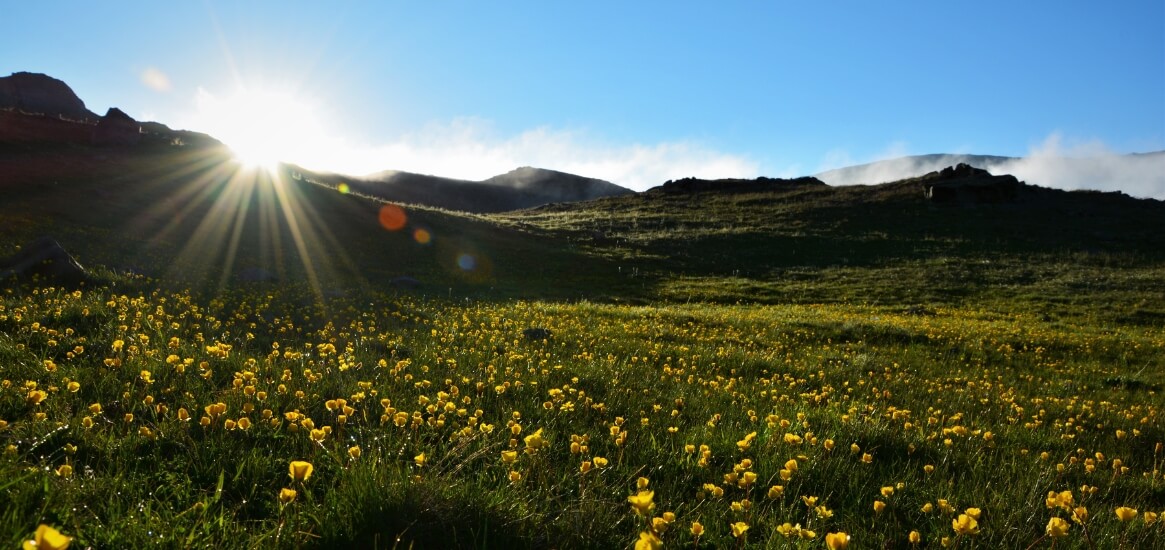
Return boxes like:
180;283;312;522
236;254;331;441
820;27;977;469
91;107;141;146
0;72;98;122
650;176;827;194
0;237;90;287
922;164;1022;205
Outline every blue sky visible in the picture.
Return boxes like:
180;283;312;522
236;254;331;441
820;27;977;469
3;1;1163;190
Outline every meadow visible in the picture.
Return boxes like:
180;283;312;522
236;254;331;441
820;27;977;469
1;280;1162;548
1;152;1164;547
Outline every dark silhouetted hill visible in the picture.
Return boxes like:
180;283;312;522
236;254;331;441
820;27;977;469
332;166;632;213
0;72;99;122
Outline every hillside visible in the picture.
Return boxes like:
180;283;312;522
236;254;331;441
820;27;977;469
348;166;632;213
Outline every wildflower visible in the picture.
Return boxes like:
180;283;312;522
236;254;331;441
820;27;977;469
1115;507;1138;522
637;476;650;489
1144;511;1158;525
964;507;982;520
414;453;426;467
289;460;313;482
348;446;361;459
825;532;850;549
593;456;609;468
508;470;522;483
731;521;749;538
501;450;518;464
1072;506;1088;524
861;452;874;464
952;514;979;536
634;530;662;550
767;485;784;499
523;428;547;453
874;500;886;513
55;464;73;478
1046;517;1069;538
801;495;818;507
690;521;704;536
628;490;655;516
23;524;70;550
279;487;297;504
909;530;921;545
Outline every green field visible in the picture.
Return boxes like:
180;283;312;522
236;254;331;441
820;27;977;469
1;150;1163;548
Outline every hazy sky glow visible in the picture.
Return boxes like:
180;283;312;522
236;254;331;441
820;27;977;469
3;1;1163;191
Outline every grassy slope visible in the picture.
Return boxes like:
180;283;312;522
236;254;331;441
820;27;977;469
1;148;1163;548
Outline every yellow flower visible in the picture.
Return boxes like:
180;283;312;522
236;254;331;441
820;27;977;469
861;452;874;464
1115;506;1138;522
634;530;662;550
801;495;818;507
628;490;655;516
690;521;704;536
523;428;547;453
1046;517;1069;538
55;464;73;479
23;524;70;550
414;453;426;467
651;516;669;533
348;445;361;459
731;521;749;538
289;460;313;482
501;450;518;464
964;507;981;520
1144;511;1158;525
767;485;784;499
952;514;979;536
279;487;297;504
593;456;609;468
1072;506;1089;524
508;470;522;483
881;486;895;497
637;476;650;489
909;530;921;544
825;532;850;549
874;500;886;513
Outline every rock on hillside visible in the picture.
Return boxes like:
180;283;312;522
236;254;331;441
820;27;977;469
648;176;827;194
920;163;1022;205
0;72;98;122
91;107;141;146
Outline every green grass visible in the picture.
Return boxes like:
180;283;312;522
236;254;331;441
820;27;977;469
1;149;1163;547
1;285;1162;548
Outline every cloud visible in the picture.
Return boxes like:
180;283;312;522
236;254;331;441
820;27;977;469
140;67;172;93
988;135;1165;199
815;134;1165;200
290;119;759;191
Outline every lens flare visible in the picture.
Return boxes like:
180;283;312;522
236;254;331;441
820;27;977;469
378;204;407;231
413;228;431;244
337;183;350;194
457;253;476;271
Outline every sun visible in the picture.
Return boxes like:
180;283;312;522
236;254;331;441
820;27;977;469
192;86;331;171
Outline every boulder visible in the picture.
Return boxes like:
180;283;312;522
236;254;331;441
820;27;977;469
91;107;141;146
523;327;552;341
922;164;1022;205
0;236;89;286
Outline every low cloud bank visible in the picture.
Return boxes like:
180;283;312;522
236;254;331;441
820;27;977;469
816;136;1165;200
296;119;759;191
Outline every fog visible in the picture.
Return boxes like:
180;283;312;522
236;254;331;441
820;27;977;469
816;137;1165;200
